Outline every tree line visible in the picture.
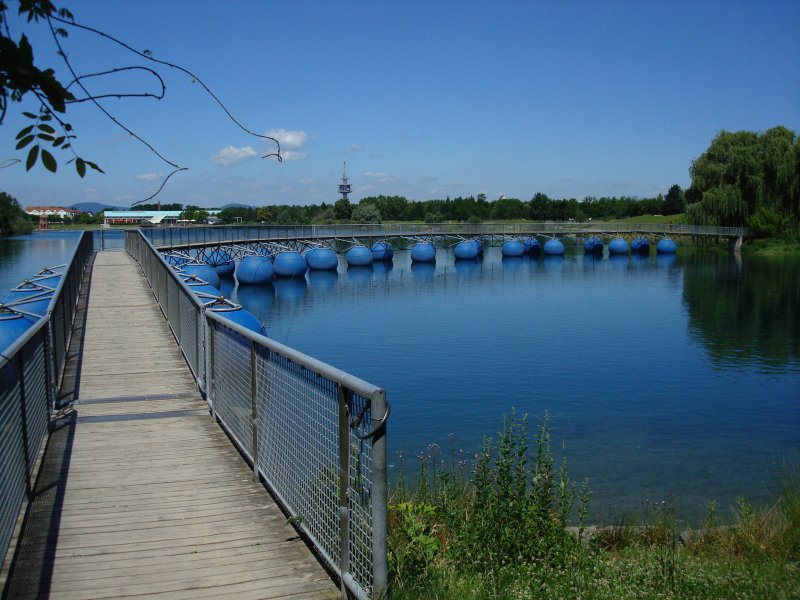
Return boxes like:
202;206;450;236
204;190;684;227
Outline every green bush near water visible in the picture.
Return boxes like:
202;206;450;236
387;412;800;599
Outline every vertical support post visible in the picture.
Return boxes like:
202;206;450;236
337;384;351;599
250;339;259;482
17;348;33;499
206;314;216;420
370;390;389;599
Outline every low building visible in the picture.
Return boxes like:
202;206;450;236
25;206;81;219
103;210;182;226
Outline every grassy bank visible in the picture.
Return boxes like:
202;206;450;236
743;238;800;256
388;412;799;599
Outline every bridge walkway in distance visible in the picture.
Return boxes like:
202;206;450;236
1;250;338;599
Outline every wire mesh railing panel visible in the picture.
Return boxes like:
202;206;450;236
348;392;377;592
179;291;202;382
0;359;26;567
20;329;50;472
211;322;255;460
258;352;341;564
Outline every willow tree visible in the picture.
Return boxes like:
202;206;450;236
686;127;799;234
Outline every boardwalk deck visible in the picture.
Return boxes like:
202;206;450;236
1;251;337;599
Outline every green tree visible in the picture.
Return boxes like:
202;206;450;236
0;190;33;235
351;203;381;223
334;198;352;220
686;127;799;231
256;205;272;223
663;184;684;215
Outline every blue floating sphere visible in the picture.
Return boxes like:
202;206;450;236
608;238;630;255
584;236;604;254
212;306;266;336
0;309;38;354
543;239;565;256
522;238;542;256
371;242;394;261
631;236;650;254
410;242;436;263
656;239;678;254
347;246;374;267
305;247;338;271
205;249;235;276
454;240;480;260
273;251;308;278
502;240;526;257
181;263;221;288
236;255;275;285
2;282;57;317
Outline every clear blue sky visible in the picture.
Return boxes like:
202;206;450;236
3;0;799;209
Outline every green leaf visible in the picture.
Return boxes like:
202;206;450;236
37;123;56;134
76;158;86;178
85;160;105;174
37;133;55;142
53;136;65;147
41;149;57;173
16;135;34;150
61;143;71;150
26;145;39;171
16;125;34;139
22;112;38;119
39;113;52;122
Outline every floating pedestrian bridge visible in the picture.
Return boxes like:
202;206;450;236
143;222;751;258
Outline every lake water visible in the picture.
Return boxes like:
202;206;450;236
2;232;798;523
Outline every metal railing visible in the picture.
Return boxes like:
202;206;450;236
0;231;93;570
125;230;389;600
142;222;751;249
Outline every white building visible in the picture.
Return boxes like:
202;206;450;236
25;206;81;219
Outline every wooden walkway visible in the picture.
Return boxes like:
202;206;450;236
1;251;337;599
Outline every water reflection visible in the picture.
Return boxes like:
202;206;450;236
656;254;677;269
373;261;394;279
307;269;339;292
454;258;480;278
502;256;524;273
682;253;800;369
608;254;628;269
411;262;436;280
235;283;275;314
543;255;565;270
273;277;307;303
347;266;374;286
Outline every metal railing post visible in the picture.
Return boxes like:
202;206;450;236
338;384;351;599
250;339;259;482
371;389;389;598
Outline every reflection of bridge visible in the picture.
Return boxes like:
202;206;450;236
143;222;751;255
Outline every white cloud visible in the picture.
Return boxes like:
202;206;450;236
265;128;308;150
135;172;163;181
281;150;307;161
350;144;365;152
211;146;258;166
299;178;315;185
364;171;395;184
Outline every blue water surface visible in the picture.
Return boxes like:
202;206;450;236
233;247;800;522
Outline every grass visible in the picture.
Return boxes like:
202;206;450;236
743;238;800;256
387;412;800;599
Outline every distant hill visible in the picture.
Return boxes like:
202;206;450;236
70;202;119;214
219;203;255;209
